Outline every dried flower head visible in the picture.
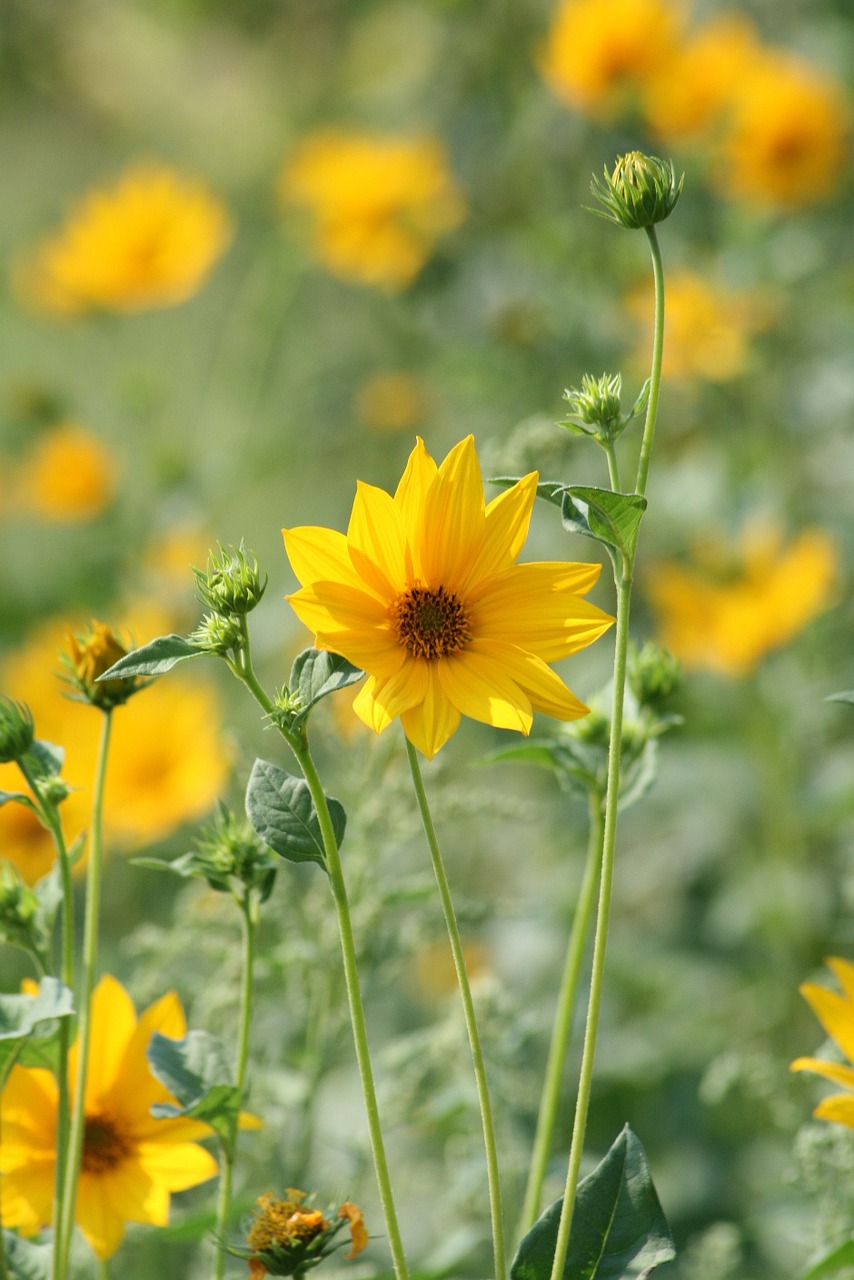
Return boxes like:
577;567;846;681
230;1189;368;1277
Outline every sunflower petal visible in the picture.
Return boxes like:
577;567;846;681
473;563;613;661
284;526;363;592
437;647;533;734
799;980;854;1064
348;481;407;596
472;639;590;721
827;957;854;1003
76;1173;130;1260
419;436;485;587
287;581;388;636
393;437;438;565
353;660;429;733
312;626;406;680
790;1056;854;1091
813;1093;854;1130
465;471;538;591
107;990;187;1122
401;666;461;758
0;1159;56;1234
135;1140;218;1191
75;976;137;1109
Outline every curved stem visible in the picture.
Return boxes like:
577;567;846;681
634;226;664;500
404;739;507;1280
517;792;604;1240
56;710;113;1280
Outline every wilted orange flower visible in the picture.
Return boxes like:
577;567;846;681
355;372;431;432
243;1190;367;1277
0;975;217;1258
647;524;837;677
540;0;682;119
718;53;849;208
792;958;854;1130
626;269;771;382
17;423;116;521
279;131;466;289
15;162;233;315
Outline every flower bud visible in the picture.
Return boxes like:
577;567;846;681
190;612;244;656
186;803;277;898
591;152;683;230
193;542;267;618
0;862;42;954
628;641;682;708
0;697;35;764
64;622;139;709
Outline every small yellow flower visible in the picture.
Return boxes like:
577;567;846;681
279;131;466;289
65;621;136;710
0;974;217;1258
717;52;849;209
17;423;116;521
284;436;613;759
15;162;233;315
539;0;682;120
792;958;854;1130
626;269;771;382
355;372;431;432
646;523;837;677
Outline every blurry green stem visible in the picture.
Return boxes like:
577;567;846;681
634;227;664;500
405;739;507;1280
56;710;113;1280
603;441;622;493
517;791;604;1239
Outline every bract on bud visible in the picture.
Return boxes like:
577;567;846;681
628;641;683;707
64;623;139;710
185;802;277;899
190;612;244;656
0;698;35;764
193;542;267;618
591;152;683;230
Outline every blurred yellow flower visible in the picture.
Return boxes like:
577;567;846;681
355;372;431;432
792;958;854;1130
718;53;849;209
284;435;613;758
279;131;466;289
17;423;116;521
0;974;217;1258
641;14;763;142
413;937;490;1002
647;524;837;677
15;162;233;315
626;269;770;382
540;0;682;120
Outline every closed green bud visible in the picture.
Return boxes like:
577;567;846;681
629;641;682;707
190;612;244;656
0;862;41;953
0;698;35;764
194;542;267;618
591;152;683;230
186;802;277;899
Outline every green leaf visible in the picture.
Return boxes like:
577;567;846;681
98;634;204;680
4;1231;52;1280
826;691;854;705
561;488;647;571
245;759;344;867
147;1030;242;1141
0;979;75;1080
23;740;64;779
800;1240;854;1279
0;791;35;810
288;648;364;726
510;1125;675;1280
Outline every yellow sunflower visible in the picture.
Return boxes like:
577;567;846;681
0;974;218;1259
284;436;613;758
792;958;854;1130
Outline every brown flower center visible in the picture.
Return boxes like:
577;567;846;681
81;1112;133;1174
391;585;471;660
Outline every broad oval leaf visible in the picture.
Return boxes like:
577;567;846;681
511;1125;675;1280
245;758;344;867
288;648;364;727
147;1029;241;1140
98;634;204;681
561;488;647;571
23;739;64;780
0;979;75;1080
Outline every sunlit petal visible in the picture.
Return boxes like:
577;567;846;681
827;957;854;1003
419;436;485;587
464;471;538;591
288;582;388;636
135;1141;218;1191
401;667;461;759
813;1093;854;1130
473;564;613;661
393;437;438;564
347;481;408;595
312;627;406;680
284;526;364;592
790;1056;854;1091
80;975;137;1108
799;980;854;1064
438;648;533;734
472;639;590;720
76;1174;129;1260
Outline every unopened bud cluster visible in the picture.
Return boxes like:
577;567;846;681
629;641;682;709
0;697;35;764
63;622;140;710
561;373;649;446
190;612;244;657
194;543;267;619
591;152;683;231
186;802;277;899
0;863;45;960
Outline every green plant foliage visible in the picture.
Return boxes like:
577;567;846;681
287;648;364;729
0;978;74;1080
799;1240;854;1280
3;1230;52;1280
560;488;648;574
245;758;345;867
147;1029;243;1141
97;634;205;679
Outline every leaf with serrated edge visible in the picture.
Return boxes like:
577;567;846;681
98;634;203;681
289;649;363;725
245;759;344;867
510;1125;675;1280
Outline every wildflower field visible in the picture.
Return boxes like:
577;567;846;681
1;1;853;1279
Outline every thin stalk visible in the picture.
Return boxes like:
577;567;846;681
603;441;622;493
634;226;664;500
517;792;604;1239
547;574;632;1280
55;711;113;1280
404;739;507;1280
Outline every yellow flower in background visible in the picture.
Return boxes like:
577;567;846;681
284;436;613;758
540;0;681;119
792;958;854;1130
626;269;771;382
647;524;837;677
15;162;233;315
718;53;848;209
355;372;431;433
17;423;117;521
641;14;763;142
279;131;466;289
0;801;58;886
0;974;217;1258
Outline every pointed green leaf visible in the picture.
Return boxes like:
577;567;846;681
827;691;854;705
4;1231;52;1280
289;648;364;727
245;759;344;867
147;1030;242;1140
561;488;647;570
98;634;204;680
23;740;64;779
0;979;75;1080
800;1240;854;1279
0;791;35;810
511;1126;675;1280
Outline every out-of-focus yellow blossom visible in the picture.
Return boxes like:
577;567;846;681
0;974;217;1258
718;53;849;209
279;131;466;289
626;269;771;382
17;423;116;521
647;524;837;677
413;937;490;1002
355;372;431;433
792;958;854;1131
0;615;231;883
15;162;233;316
540;0;682;120
641;14;763;142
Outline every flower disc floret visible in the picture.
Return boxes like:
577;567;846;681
283;436;614;758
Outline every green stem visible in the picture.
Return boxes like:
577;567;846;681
634;226;664;500
517;792;604;1240
55;711;113;1280
404;739;507;1280
603;441;622;493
